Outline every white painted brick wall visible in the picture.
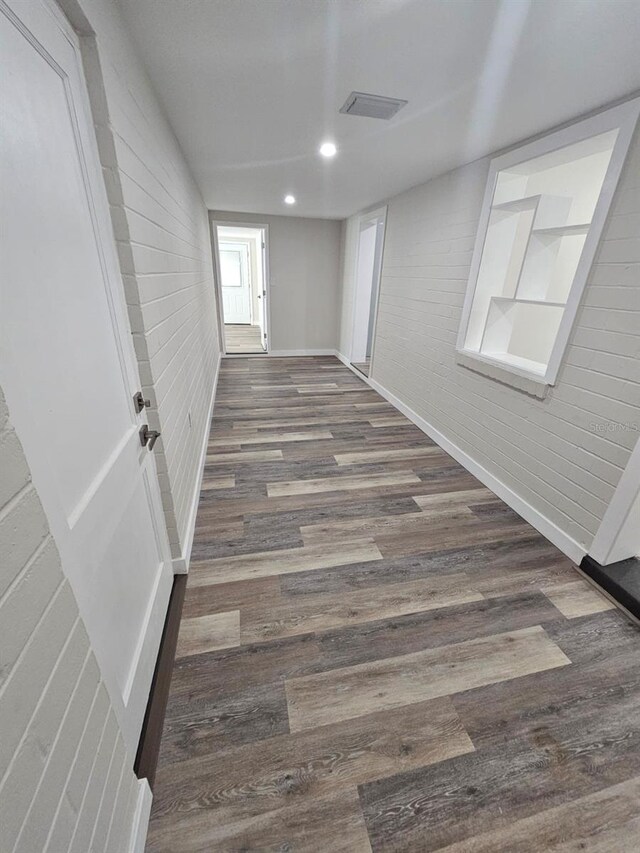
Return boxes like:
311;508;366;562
340;120;640;554
77;0;221;561
0;386;141;852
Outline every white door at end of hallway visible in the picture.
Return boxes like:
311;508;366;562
0;0;173;756
220;242;252;324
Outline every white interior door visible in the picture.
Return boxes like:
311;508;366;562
352;221;378;362
351;212;386;364
220;242;251;324
0;0;173;755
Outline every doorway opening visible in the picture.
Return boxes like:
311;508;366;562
213;223;269;354
350;208;387;377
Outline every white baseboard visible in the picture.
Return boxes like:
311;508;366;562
335;350;354;370
128;778;152;853
172;351;221;574
335;350;586;565
268;349;338;357
222;352;268;359
222;349;338;358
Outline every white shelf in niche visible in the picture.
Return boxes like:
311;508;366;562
491;193;573;231
516;227;588;303
531;223;590;236
457;99;640;386
480;297;566;376
487;296;565;307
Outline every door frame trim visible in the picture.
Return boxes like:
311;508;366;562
349;206;387;374
589;436;640;565
211;219;271;354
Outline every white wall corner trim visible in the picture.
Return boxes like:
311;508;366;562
129;778;153;853
172;351;222;574
589;436;640;565
335;350;587;565
335;352;355;369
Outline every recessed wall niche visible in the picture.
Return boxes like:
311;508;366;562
457;100;639;385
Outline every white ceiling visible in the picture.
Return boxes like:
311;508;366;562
116;0;640;220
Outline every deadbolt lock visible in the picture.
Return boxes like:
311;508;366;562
133;391;151;414
139;424;161;451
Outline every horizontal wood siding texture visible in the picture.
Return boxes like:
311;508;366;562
345;120;640;553
0;386;141;852
80;0;220;560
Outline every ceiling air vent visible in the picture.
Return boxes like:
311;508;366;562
339;91;408;120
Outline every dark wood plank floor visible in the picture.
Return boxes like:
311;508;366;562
147;356;640;853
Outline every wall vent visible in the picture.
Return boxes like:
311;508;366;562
339;91;408;120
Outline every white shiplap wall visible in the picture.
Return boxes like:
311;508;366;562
340;120;640;557
0;386;145;853
77;0;220;563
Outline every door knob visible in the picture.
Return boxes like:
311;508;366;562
133;391;151;413
139;424;161;450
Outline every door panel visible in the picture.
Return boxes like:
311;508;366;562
352;223;378;362
100;474;164;698
220;242;251;323
0;0;173;754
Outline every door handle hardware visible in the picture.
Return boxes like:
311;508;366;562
133;391;151;414
139;424;161;450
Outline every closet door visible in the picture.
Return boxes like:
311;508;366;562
0;0;173;754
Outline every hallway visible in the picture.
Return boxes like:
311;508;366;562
224;324;265;354
146;357;639;852
3;1;640;848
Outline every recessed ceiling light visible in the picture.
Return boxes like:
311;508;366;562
319;141;337;158
284;194;296;205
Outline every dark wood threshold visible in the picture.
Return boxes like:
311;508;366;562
134;573;187;789
580;554;640;622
